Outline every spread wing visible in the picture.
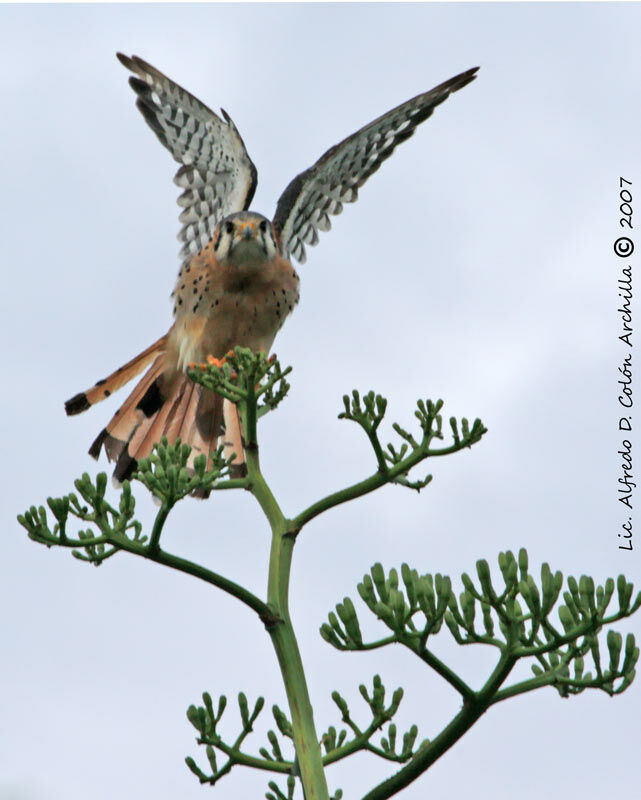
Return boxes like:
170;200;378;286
117;53;257;260
273;66;478;264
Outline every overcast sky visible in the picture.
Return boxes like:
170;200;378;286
1;3;640;800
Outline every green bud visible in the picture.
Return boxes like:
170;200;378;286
386;723;397;752
337;597;362;646
328;611;347;641
579;575;596;616
607;630;623;675
371;674;385;712
390;588;406;627
238;692;249;727
540;563;562;616
205;744;217;773
388;568;399;591
573;656;584;680
186;704;202;731
614;672;636;694
402;724;418;756
460;590;476;630
185;756;207;782
371;563;388;602
266;780;283;800
499;552;518;587
202;692;214;721
401;563;417;609
331;691;349;717
416;575;436;619
563;589;582;624
358;682;371;706
96;471;108;498
390;686;404;715
481;601;494;637
621;633;639;674
597;577;615;614
374;601;395;628
444;611;463;643
251;696;265;723
267;729;283;761
461;572;476;595
520;576;540;616
476;559;493;599
435;574;452;604
324;725;337;752
272;704;293;737
320;623;344;648
617;574;632;612
518;548;528;577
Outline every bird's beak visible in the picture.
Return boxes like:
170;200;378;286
242;225;254;240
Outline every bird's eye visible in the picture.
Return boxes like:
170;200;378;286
259;220;268;233
225;221;234;235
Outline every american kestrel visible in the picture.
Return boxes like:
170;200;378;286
65;53;478;490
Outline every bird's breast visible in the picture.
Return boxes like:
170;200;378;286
168;249;300;371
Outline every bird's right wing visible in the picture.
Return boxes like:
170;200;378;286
117;54;258;260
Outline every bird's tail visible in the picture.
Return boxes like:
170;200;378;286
65;337;245;495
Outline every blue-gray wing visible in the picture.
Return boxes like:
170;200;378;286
273;67;478;264
117;54;257;260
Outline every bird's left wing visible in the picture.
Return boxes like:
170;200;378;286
117;54;258;260
273;66;478;264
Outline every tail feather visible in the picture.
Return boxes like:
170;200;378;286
106;355;165;444
164;378;196;447
222;399;246;473
65;334;168;416
67;333;246;497
129;377;185;461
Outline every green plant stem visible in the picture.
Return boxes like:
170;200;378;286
293;440;467;529
399;635;475;701
361;649;517;800
145;548;271;619
245;440;329;800
148;502;171;554
95;528;270;617
212;738;292;774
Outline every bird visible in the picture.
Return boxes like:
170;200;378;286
65;53;479;493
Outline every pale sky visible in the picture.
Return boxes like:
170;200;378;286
1;4;640;800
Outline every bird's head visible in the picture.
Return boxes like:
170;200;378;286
214;211;278;267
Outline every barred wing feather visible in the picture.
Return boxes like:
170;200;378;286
273;66;478;264
117;53;257;260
